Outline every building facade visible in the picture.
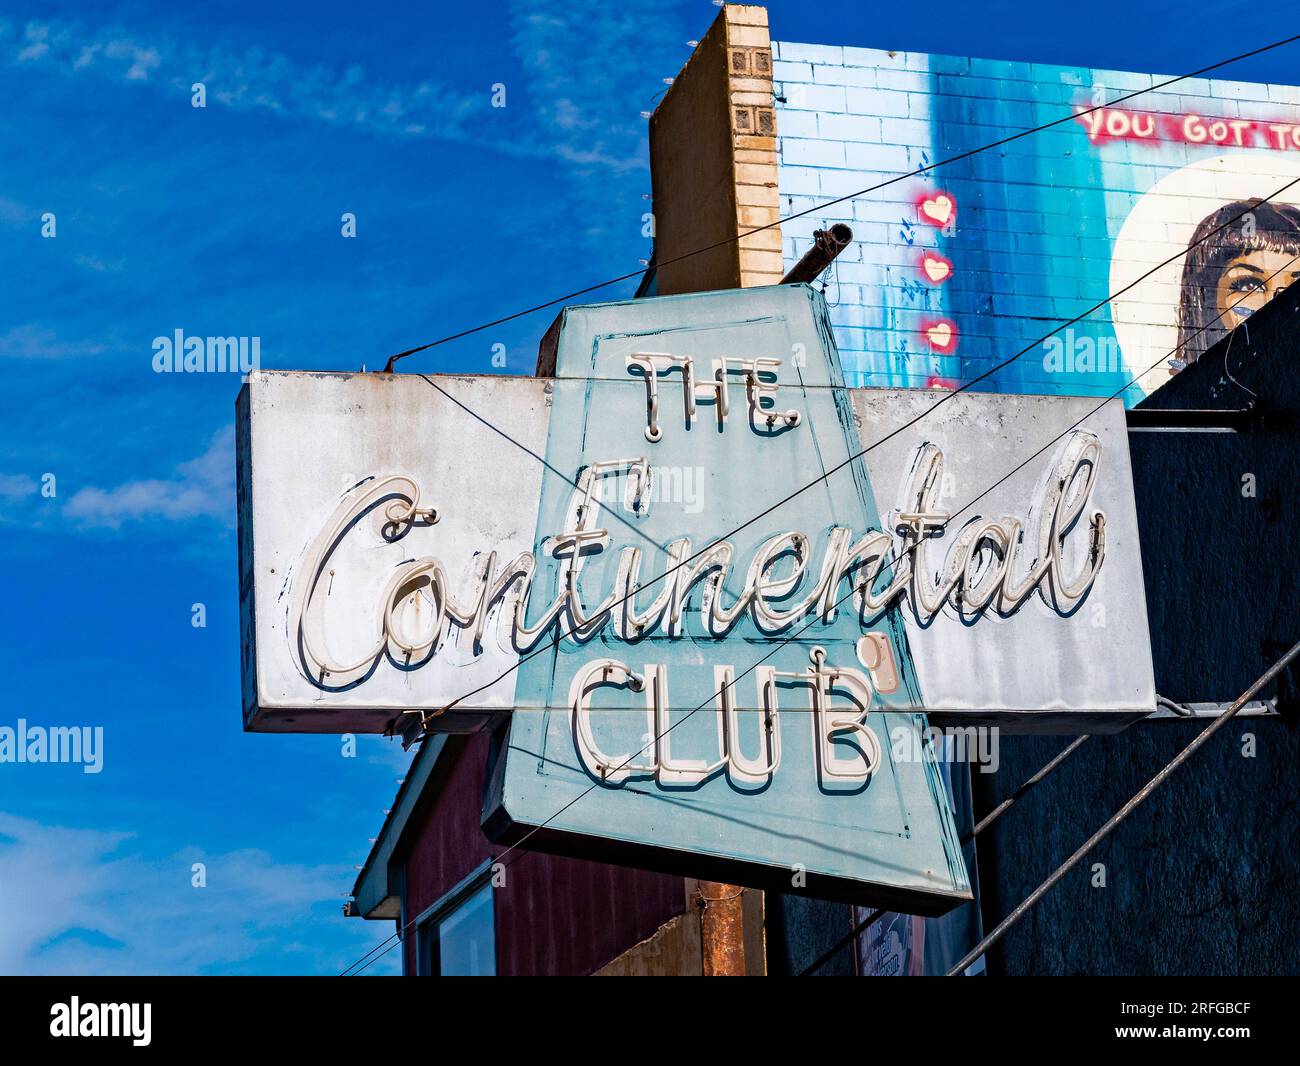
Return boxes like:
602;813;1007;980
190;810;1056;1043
649;5;1300;400
341;4;1300;975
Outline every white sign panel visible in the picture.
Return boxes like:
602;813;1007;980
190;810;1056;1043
237;371;1154;736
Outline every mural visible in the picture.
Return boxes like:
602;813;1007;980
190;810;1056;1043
771;43;1300;402
1174;198;1300;366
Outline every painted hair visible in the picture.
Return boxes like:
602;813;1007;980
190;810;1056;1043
1176;197;1300;364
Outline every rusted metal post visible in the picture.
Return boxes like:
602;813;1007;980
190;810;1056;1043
697;881;746;975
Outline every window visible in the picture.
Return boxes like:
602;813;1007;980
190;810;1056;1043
415;876;495;976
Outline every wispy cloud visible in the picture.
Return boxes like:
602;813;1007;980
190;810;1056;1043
501;0;692;245
4;15;557;164
507;0;692;173
64;424;233;529
0;323;107;359
0;811;396;975
1;9;679;178
74;253;124;273
508;4;650;172
0;473;38;503
0;194;29;227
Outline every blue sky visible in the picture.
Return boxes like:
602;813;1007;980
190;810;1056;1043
1;0;1296;975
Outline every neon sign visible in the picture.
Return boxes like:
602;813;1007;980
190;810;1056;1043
289;430;1106;694
238;284;1153;907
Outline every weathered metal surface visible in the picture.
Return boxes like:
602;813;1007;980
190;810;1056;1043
697;881;747;976
237;304;1152;737
237;371;550;733
237;283;1156;911
854;388;1152;732
478;283;971;912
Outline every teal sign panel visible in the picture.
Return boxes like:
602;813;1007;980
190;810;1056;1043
483;285;970;913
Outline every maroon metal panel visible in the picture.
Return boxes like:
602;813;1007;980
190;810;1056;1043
401;733;686;975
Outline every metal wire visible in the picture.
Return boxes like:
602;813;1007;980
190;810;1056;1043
409;183;1299;729
381;32;1300;373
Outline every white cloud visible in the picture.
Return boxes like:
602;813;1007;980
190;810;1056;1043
0;323;106;359
0;195;28;227
507;1;668;173
1;10;677;176
1;16;534;161
0;473;37;502
0;811;397;975
500;0;694;245
15;22;50;63
74;253;123;273
64;424;234;529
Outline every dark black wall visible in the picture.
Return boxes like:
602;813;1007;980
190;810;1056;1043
976;719;1299;976
1130;283;1300;707
977;281;1300;976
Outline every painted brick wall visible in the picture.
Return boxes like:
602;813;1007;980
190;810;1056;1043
771;42;1300;400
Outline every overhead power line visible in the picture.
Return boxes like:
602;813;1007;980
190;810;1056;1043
797;735;1091;977
407;180;1299;731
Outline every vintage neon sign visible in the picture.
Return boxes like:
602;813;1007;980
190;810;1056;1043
239;283;1152;907
477;284;980;909
566;638;900;788
288;429;1106;694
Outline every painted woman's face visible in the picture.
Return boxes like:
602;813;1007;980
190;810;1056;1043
1215;249;1300;323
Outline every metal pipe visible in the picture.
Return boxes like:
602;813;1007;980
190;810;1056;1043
781;224;854;285
698;881;746;975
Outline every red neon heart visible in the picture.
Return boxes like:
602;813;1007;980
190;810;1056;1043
924;321;957;351
920;193;955;227
921;253;952;283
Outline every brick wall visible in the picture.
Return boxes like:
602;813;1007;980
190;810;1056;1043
650;4;783;294
771;41;1300;399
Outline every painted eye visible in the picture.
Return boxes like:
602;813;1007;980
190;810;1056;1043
1227;276;1265;319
